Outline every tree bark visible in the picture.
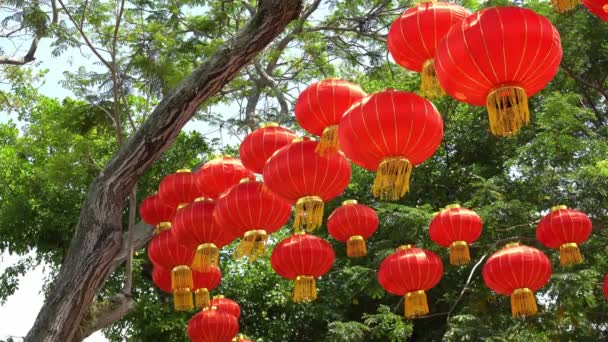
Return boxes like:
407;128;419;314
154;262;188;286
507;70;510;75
24;1;302;341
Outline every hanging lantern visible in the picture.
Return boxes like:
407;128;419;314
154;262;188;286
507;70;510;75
435;7;562;136
197;156;255;199
536;205;592;266
188;307;239;342
139;193;176;234
214;179;291;260
582;0;608;21
429;204;483;266
159;169;202;209
264;139;351;232
210;295;241;319
603;274;608;300
270;233;335;302
378;245;443;318
387;2;469;98
327;200;379;258
152;265;221;310
239;123;297;174
339;90;443;201
294;79;367;155
551;0;579;13
482;243;552;317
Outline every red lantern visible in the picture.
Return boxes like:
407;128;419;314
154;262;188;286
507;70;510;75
270;233;335;302
239;123;297;174
378;245;443;318
159;169;202;208
210;295;241;319
536;205;592;266
264;139;351;231
482;243;552;317
214;179;291;260
387;2;470;98
188;308;239;342
603;274;608;300
583;0;608;21
197;156;254;199
294;79;367;155
429;204;483;266
339;90;443;200
327;200;379;258
139;193;176;234
152;265;222;310
435;7;562;136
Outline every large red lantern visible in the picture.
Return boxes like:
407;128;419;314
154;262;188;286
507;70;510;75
387;2;469;98
339;90;443;200
482;243;552;317
197;156;254;199
264;139;351;231
152;265;222;310
435;7;562;136
210;295;241;319
139;193;176;234
270;233;335;302
239;123;297;174
429;204;483;266
159;169;202;209
378;245;443;318
583;0;608;21
327;200;379;258
188;308;239;342
294;79;367;155
536;205;592;266
215;179;291;260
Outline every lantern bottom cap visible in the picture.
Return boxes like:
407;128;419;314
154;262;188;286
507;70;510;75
372;157;412;201
404;290;429;319
449;241;471;266
294;196;324;232
510;288;538;317
192;243;219;272
173;288;194;311
420;59;444;100
559;242;583;266
293;276;317;303
195;288;210;308
347;235;367;258
235;230;268;262
315;125;340;156
486;85;529;137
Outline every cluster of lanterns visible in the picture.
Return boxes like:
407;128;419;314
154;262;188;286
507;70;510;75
136;3;608;341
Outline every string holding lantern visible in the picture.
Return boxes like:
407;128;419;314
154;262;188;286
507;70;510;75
239;123;297;174
378;245;443;318
139;193;176;234
536;205;592;266
582;0;608;21
338;90;443;201
196;156;255;199
188;307;239;342
294;79;367;155
435;7;562;136
429;204;483;266
152;265;221;310
327;200;379;258
210;295;241;319
158;169;202;209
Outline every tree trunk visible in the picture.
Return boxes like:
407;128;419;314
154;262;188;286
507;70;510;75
24;1;302;341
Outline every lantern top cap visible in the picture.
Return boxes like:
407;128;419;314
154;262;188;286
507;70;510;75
176;168;191;173
239;177;252;184
213;295;225;299
342;199;358;206
398;244;415;251
445;204;461;209
294;231;307;236
551;205;568;212
292;136;316;143
211;154;232;159
194;197;214;203
504;242;520;249
260;122;279;128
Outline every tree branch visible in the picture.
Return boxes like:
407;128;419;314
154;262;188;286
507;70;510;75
254;61;289;120
560;62;608;99
77;293;135;340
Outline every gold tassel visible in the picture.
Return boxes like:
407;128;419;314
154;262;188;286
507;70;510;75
550;0;579;12
404;290;429;318
559;242;583;266
173;288;194;311
195;288;210;308
486;86;529;137
315;125;339;156
420;59;444;99
347;235;367;258
510;288;538;317
449;241;471;266
192;243;219;272
294;196;324;232
155;221;171;234
372;157;413;201
234;230;268;262
293;276;317;303
171;265;193;290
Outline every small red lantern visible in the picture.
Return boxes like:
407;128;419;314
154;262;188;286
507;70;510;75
152;265;221;310
482;243;552;317
197;156;254;199
270;233;335;302
536;205;592;266
159;169;201;209
210;295;241;319
239;123;297;174
327;200;379;258
603;274;608;300
378;245;443;318
188;308;239;342
139;193;176;234
264;139;351;231
294;79;367;155
583;0;608;21
429;204;483;266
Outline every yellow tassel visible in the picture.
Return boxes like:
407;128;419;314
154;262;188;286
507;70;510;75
486;86;530;137
315;125;340;156
559;242;583;266
155;222;172;234
372;157;413;201
449;241;471;266
404;290;429;318
347;235;367;258
171;265;193;290
194;288;210;308
173;288;194;311
234;230;268;262
550;0;579;12
294;196;324;232
293;276;317;303
192;243;219;272
510;288;538;317
420;59;444;99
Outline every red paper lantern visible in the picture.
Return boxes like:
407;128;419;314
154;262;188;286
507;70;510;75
188;308;239;342
435;7;562;136
339;90;443;200
214;180;291;260
429;204;483;266
378;245;443;318
159;169;201;209
239;123;297;174
387;2;469;98
294;79;367;155
603;274;608;300
536;205;592;266
152;265;222;310
482;243;552;317
327;200;379;258
197;156;254;199
263;139;351;231
270;233;335;302
139;193;176;234
210;295;241;319
583;0;608;21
